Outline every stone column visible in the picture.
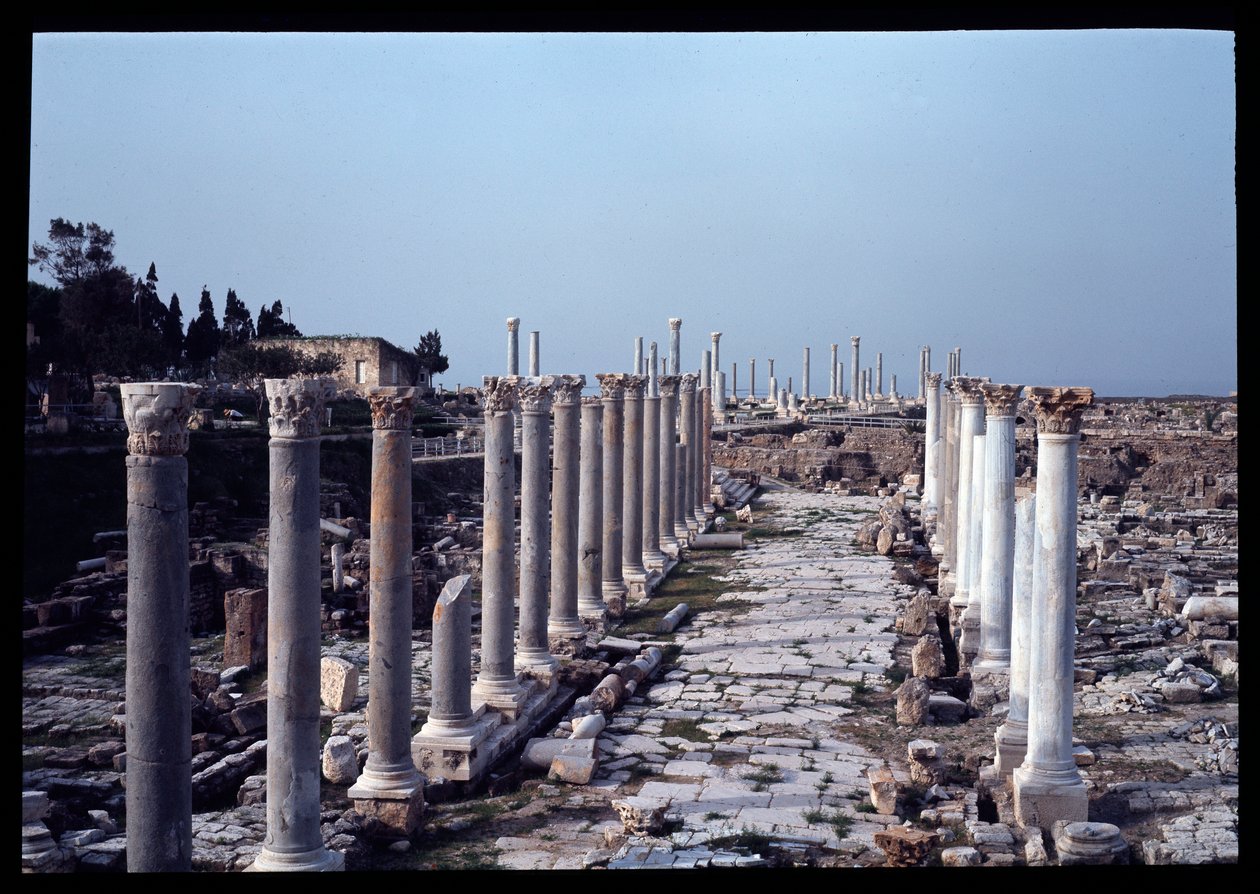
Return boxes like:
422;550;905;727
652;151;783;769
642;377;665;571
668;318;682;376
252;379;343;872
702;350;712;391
959;430;987;663
710;332;721;407
768;375;779;408
955;347;962;376
121;382;197;872
1015;387;1094;828
648;342;659;397
471;377;528;715
528;331;540;376
714;370;727;419
829;343;838;399
633;337;643;378
849;337;860;401
349;387;425;832
802;347;811;400
778;387;788;411
621;376;648;592
506;317;520;375
515;377;558;677
890;375;897;400
597;374;629;604
876;352;883;398
549;376;587;646
730;362;737;400
918;348;926;401
577;397;605;618
702;384;715;515
939;382;958;568
860;369;868;402
678;375;699;535
994;493;1036;775
837;362;844;402
767;358;775;385
950;377;985;613
975;384;1023;671
749;359;756;401
416;574;476;736
658;376;680;556
693;385;708;527
923;372;942;508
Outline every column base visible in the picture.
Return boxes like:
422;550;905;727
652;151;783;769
602;579;629;602
515;651;559;686
958;610;980;662
412;709;500;782
622;567;649;584
673;523;692;543
471;676;530;721
973;654;1011;672
993;721;1029;777
547;614;586;639
548;630;589;658
577;596;607;620
247;847;345;872
1013;766;1088;829
348;775;426;837
348;762;425;801
643;548;668;571
660;535;682;558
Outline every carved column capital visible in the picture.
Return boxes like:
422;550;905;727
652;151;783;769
505;317;520;332
121;382;199;456
517;376;555;414
657;375;680;398
482;375;519;414
850;336;860;346
596;372;628;400
1027;386;1094;435
954;376;989;405
710;332;722;342
678;373;698;394
264;378;331;439
668;317;682;331
925;371;943;389
623;375;647;399
980;383;1024;417
550;374;586;406
367;386;417;430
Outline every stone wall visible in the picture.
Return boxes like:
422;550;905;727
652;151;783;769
258;336;425;394
714;426;924;490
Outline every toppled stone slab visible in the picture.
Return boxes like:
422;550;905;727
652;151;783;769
1053;821;1129;865
320;656;359;712
896;677;931;725
322;735;359;784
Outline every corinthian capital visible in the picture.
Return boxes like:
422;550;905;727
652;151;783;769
550;374;586;406
623;375;647;399
482;375;519;414
668;317;682;331
657;375;680;398
925;371;943;389
121;382;199;456
517;376;555;413
368;386;417;430
506;317;520;332
264;378;330;439
596;372;628;400
678;373;698;394
980;383;1023;417
953;376;988;404
1027;386;1094;435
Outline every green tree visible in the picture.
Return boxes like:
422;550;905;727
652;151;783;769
414;328;450;376
184;287;222;363
222;288;255;347
219;342;344;420
29;218;117;286
256;299;302;338
162;292;185;363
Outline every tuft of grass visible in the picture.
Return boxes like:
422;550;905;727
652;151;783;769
661;718;711;742
855;802;877;814
706;826;774;853
828;811;854;840
704;811;727;821
741;763;785;791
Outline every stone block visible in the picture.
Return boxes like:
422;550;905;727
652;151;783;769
1159;682;1203;704
867;765;898;815
223;588;268;671
902;592;932;635
320;656;359;712
612;796;666;835
549;754;598;785
353;790;425;838
874;827;938;867
911;635;945;679
896;677;931;725
322;735;360;784
190;667;221;700
940;846;982;866
928;693;967;723
22;791;49;824
228;693;268;735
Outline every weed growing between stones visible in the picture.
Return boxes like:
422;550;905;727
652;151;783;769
661;718;711;742
741;763;785;791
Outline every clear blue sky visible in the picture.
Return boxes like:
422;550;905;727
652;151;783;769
29;30;1236;396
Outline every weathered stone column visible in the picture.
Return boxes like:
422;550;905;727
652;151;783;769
528;331;540;376
837;362;844;402
1015;387;1094;827
506;317;520;375
577;397;605;618
955;347;962;376
710;333;721;408
849;336;860;401
829;344;838;399
939;381;958;567
730;362;737;400
516;377;558;677
471;377;527;715
876;352;883;398
950;377;985;614
923;372;942;508
890;375;898;400
714;370;727;420
702;384;715;515
416;574;476;736
678;374;699;535
975;384;1023;672
648;342;659;397
994;493;1036;775
597;374;629;604
918;348;926;401
349;387;425;833
768;375;779;408
693;385;709;526
642;375;665;571
252;379;343;872
959;430;987;663
749;358;756;401
802;347;811;400
121;382;197;872
548;375;587;649
621;376;648;592
658;376;680;556
668;318;682;376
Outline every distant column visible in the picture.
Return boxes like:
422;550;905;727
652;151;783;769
668;318;682;376
730;362;737;400
829;344;838;399
890;375;897;399
994;494;1036;775
955;347;962;376
695;385;709;525
548;375;587;647
642;376;665;571
710;332;722;407
702;350;712;391
621;375;648;587
576;397;605;618
648;342;659;397
597;374;628;603
959;430;987;664
471;377;527;715
515;377;557;677
703;383;716;514
802;347;811;400
975;384;1023;672
121;382;197;873
749;359;756;401
528;330;540;376
349;387;425;834
850;337;860;401
633;337;643;378
506;318;520;375
923;372;943;508
918;348;926;400
678;374;699;535
837;362;844;402
658;376;681;556
714;370;727;419
951;377;986;613
1015;387;1094;828
876;352;883;398
252;379;343;872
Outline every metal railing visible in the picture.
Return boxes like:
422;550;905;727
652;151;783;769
412;434;485;458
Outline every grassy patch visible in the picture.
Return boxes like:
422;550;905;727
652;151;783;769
855;802;877;814
661;718;712;742
704;811;728;821
710;750;746;767
741;763;785;791
706;827;774;853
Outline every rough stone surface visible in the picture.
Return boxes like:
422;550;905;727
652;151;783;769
320;656;360;712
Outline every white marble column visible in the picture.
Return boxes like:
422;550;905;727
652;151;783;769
1014;387;1094;828
951;377;985;611
621;375;648;590
714;370;727;420
802;347;811;400
471;377;527;714
923;372;942;509
974;384;1023;671
702;384;715;515
749;359;756;401
548;375;587;648
849;337;860;401
918;348;926;401
597;374;628;604
890;375;897;400
633;337;643;378
506;317;520;375
837;362;844;402
829;343;838;399
730;362;737;401
940;381;959;570
349;387;426;833
576;397;605;618
876;352;883;398
679;375;699;535
516;377;557;677
642;374;665;571
658;376;681;557
710;332;721;409
994;493;1036;775
959;430;987;664
693;385;708;526
668;318;682;376
528;331;540;376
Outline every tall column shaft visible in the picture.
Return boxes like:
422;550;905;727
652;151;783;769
471;378;526;708
528;331;540;376
254;379;342;871
577;398;605;617
598;375;628;600
622;377;647;581
648;342;659;397
749;359;756;401
709;332;721;404
994;494;1036;774
549;377;586;638
658;377;680;554
516;378;557;673
951;379;985;609
668;318;682;376
351;388;425;804
122;383;196;872
714;370;727;418
642;391;664;569
419;575;474;733
923;373;942;508
730;362;737;399
702;385;715;514
959;431;987;662
506;317;520;375
633;337;643;378
1015;387;1093;827
802;347;810;399
693;385;707;525
849;337;860;401
829;344;838;398
976;385;1023;670
876;352;883;397
678;376;699;535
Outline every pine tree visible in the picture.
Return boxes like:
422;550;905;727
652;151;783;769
184;287;222;363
